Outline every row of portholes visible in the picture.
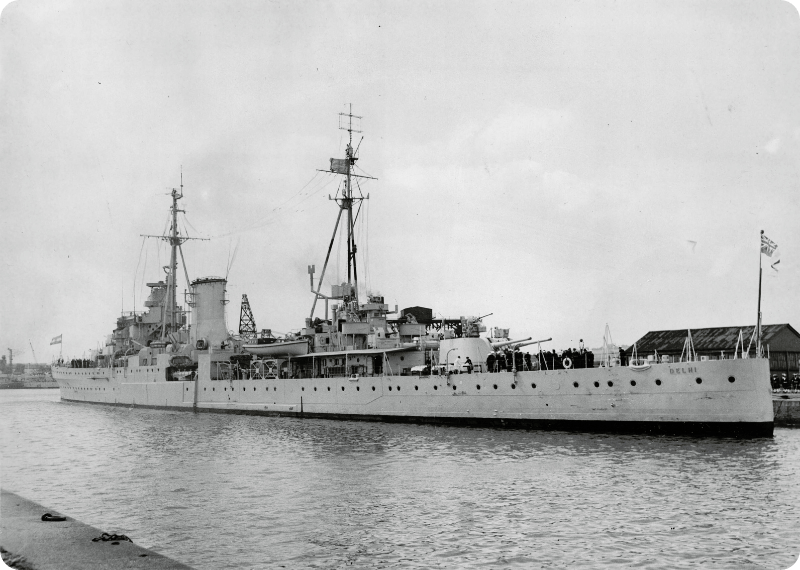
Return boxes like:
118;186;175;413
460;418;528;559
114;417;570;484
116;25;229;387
561;377;736;388
191;375;736;394
74;387;106;390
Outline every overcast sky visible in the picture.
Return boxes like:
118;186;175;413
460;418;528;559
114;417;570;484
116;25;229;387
1;0;799;363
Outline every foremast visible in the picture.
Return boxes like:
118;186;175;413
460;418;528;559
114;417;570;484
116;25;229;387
142;175;207;343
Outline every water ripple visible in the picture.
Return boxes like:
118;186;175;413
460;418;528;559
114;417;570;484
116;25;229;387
1;389;799;569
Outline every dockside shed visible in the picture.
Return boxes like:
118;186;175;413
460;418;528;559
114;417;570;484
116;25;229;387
625;324;800;378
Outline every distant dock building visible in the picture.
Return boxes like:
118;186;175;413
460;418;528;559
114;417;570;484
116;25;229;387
625;324;800;379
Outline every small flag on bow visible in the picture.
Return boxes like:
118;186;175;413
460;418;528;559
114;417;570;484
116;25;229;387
50;334;62;345
760;233;778;257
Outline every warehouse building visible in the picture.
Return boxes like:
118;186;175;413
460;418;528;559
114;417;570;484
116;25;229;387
624;324;800;380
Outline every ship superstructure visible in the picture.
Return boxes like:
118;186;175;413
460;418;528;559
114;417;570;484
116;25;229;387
52;110;775;437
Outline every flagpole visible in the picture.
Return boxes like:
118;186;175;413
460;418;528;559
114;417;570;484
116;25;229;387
757;230;763;358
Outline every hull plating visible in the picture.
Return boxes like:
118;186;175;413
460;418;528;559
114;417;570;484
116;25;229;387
53;358;774;436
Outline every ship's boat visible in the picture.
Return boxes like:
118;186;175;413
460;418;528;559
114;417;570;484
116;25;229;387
51;109;775;437
243;339;309;358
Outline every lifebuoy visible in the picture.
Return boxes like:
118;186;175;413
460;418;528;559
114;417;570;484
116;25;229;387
562;357;573;369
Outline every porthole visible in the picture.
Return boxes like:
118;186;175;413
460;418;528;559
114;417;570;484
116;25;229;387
531;383;536;389
607;381;614;387
511;383;516;389
630;380;636;386
328;387;331;391
204;387;206;391
493;384;498;390
224;387;227;391
655;379;662;386
400;356;404;361
452;385;457;390
253;387;256;391
389;386;393;391
477;384;481;390
594;381;600;388
434;385;438;390
372;386;376;391
213;387;215;391
696;377;702;385
314;387;317;391
186;387;189;391
274;387;277;391
341;386;344;391
243;387;246;391
356;386;360;391
728;376;735;383
302;387;305;391
573;382;579;388
397;386;401;391
415;386;419;390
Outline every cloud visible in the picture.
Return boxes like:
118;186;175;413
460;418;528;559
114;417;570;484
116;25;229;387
764;137;782;154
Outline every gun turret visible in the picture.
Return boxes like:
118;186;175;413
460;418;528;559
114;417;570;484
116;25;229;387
490;336;532;350
514;337;553;349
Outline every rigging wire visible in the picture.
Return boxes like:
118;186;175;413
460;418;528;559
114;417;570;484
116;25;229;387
212;171;334;238
139;239;150;309
133;236;147;313
225;238;240;280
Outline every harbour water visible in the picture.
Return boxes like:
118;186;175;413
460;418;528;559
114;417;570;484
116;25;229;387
1;389;798;569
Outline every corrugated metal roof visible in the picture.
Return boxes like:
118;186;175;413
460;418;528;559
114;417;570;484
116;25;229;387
629;324;795;353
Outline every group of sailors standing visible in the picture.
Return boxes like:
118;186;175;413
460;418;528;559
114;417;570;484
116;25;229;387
55;358;95;368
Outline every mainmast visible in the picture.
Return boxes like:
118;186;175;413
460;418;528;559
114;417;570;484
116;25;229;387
309;106;377;319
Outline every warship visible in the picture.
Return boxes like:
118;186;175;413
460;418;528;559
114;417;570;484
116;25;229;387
52;109;774;437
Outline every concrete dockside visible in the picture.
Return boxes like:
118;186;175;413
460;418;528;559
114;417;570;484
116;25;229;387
774;394;800;426
1;490;192;570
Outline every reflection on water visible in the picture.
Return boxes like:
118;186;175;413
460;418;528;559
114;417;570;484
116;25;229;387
1;389;798;569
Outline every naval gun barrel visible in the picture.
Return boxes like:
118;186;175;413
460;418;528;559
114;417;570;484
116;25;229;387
514;337;553;349
490;336;532;350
